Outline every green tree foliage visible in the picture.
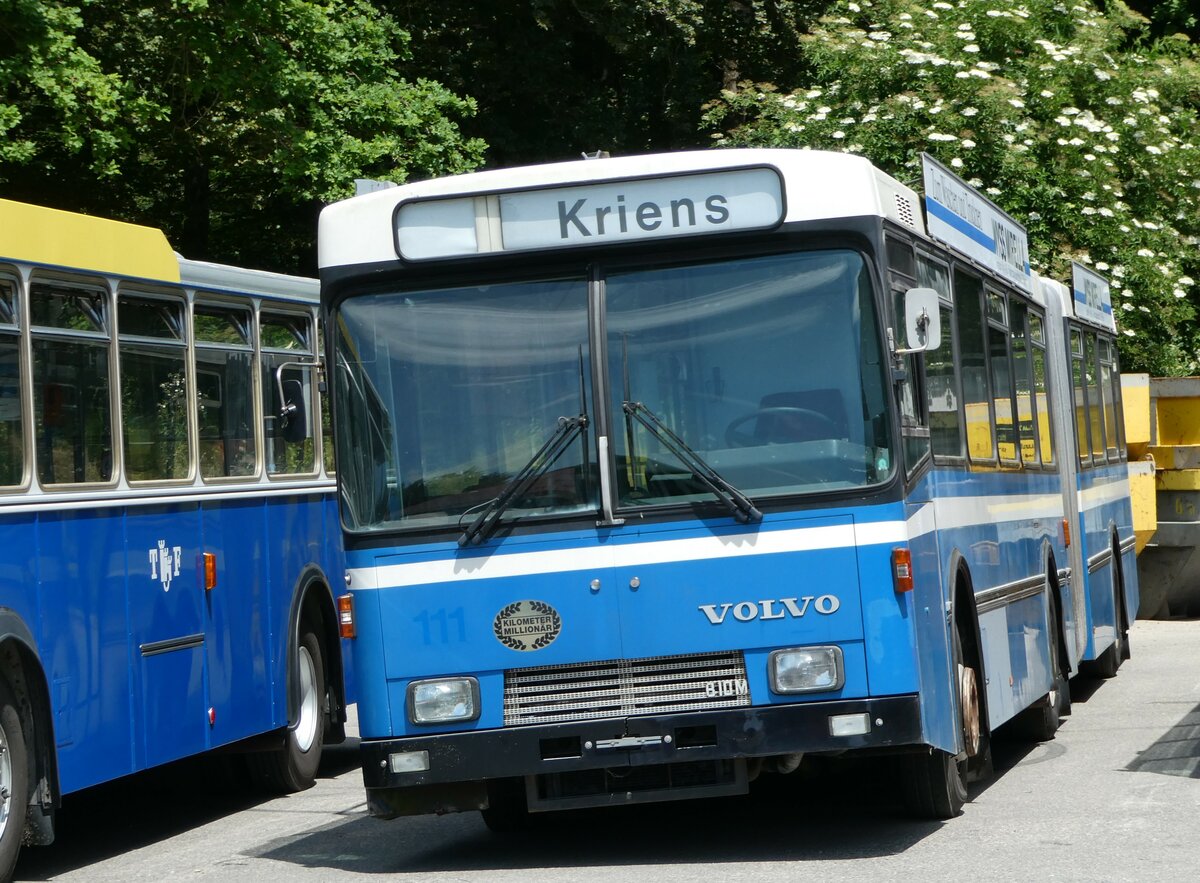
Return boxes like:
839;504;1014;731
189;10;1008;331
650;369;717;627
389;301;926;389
704;0;1200;374
390;0;826;165
0;1;485;273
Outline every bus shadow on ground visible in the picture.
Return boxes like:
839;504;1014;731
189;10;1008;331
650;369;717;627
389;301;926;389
13;739;361;881
1125;701;1200;778
249;748;1025;875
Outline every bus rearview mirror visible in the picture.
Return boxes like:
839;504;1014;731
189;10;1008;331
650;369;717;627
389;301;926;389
903;287;941;353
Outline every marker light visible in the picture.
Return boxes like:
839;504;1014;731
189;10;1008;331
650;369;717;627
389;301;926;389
408;677;480;725
1061;518;1071;548
337;593;356;639
389;750;431;774
892;547;914;593
769;646;844;694
203;553;217;591
829;713;871;737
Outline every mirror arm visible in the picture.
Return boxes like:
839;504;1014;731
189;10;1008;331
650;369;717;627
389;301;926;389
274;358;322;424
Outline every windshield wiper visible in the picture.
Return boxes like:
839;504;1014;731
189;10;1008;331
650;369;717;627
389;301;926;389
622;400;762;524
458;414;589;546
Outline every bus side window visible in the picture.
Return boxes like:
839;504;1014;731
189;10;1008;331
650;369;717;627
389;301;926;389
195;301;258;479
0;276;22;488
1085;331;1106;462
887;236;929;475
261;311;317;476
119;292;191;482
316;320;335;475
1099;336;1120;462
1028;311;1054;466
916;254;963;460
953;269;995;462
987;291;1019;467
1070;328;1091;467
30;280;114;485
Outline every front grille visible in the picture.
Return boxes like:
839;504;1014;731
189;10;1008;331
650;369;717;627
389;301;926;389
503;650;751;726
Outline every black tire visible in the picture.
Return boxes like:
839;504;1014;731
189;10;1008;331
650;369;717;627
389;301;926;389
251;629;326;793
900;628;976;819
0;679;29;881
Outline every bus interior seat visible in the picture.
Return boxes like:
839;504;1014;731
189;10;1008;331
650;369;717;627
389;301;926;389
754;389;849;443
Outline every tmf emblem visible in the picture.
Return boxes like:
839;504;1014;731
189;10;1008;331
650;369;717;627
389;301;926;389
149;540;183;592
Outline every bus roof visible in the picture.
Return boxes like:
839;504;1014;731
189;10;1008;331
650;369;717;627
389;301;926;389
178;257;319;303
0;197;180;283
318;148;926;270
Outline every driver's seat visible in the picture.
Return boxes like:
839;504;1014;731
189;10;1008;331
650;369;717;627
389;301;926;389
754;389;849;443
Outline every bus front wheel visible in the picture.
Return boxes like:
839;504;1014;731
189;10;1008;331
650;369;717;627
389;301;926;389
252;628;326;793
0;679;29;880
900;629;978;819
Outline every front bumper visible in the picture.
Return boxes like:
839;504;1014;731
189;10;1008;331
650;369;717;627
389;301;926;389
361;695;922;814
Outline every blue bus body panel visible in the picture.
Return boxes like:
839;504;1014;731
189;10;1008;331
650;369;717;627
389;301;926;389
349;505;924;742
1076;462;1139;661
202;499;274;744
0;489;345;797
911;467;1066;731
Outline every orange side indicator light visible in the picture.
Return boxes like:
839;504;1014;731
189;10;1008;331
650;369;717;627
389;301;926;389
337;593;356;639
892;547;914;593
1061;518;1071;548
203;552;217;591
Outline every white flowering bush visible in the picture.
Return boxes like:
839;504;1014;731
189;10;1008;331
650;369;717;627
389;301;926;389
703;0;1200;374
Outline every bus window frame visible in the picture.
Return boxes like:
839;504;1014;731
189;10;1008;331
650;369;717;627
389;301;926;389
116;286;196;487
884;232;932;481
0;268;30;493
260;304;320;480
985;286;1022;468
194;294;262;484
952;265;999;467
29;272;120;491
916;249;967;467
1069;324;1094;469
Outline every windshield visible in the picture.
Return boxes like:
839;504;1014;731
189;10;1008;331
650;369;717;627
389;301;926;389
608;250;891;506
334;278;595;531
332;248;892;533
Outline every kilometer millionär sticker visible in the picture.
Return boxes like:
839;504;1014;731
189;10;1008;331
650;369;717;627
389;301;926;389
493;600;562;651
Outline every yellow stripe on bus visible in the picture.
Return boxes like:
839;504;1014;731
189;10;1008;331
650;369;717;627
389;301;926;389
0;198;180;283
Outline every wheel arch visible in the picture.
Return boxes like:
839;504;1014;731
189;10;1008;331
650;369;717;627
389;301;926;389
285;565;346;743
0;608;58;845
1041;540;1072;679
945;554;992;743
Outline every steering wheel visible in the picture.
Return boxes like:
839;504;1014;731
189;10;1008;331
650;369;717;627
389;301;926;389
725;406;840;447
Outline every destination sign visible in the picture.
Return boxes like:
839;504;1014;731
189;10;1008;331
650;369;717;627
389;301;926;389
921;154;1032;293
1071;262;1115;331
395;167;784;260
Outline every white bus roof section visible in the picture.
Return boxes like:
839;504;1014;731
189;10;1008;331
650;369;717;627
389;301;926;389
318;149;925;269
178;256;320;302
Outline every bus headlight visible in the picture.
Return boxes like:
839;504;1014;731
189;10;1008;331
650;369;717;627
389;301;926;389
769;646;844;694
408;677;480;724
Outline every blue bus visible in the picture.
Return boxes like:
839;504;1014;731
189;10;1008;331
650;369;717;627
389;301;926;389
318;149;1137;825
0;199;351;876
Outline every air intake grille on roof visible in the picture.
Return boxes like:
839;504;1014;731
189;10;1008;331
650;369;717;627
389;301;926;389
895;194;916;228
503;650;751;726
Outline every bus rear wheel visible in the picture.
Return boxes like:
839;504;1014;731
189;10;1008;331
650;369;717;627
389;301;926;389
0;679;29;880
251;628;326;793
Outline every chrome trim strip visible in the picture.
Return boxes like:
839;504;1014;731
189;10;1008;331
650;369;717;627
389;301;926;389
1087;547;1113;573
976;574;1045;614
1058;567;1072;584
1118;534;1137;554
140;633;205;657
0;480;335;515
